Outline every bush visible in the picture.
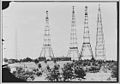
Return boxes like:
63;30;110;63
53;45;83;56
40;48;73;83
38;63;41;68
111;65;117;78
15;67;35;81
36;71;42;76
34;59;39;64
74;66;86;79
62;63;73;81
4;58;8;62
46;64;60;81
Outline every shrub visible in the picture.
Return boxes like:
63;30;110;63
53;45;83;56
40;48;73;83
111;65;117;78
34;59;39;64
74;66;86;79
46;64;60;81
62;63;74;81
36;71;42;76
38;63;41;68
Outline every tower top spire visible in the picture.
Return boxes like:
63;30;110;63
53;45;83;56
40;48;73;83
98;4;101;11
97;4;102;23
72;6;75;13
85;6;88;15
46;10;48;19
85;6;88;9
46;10;48;14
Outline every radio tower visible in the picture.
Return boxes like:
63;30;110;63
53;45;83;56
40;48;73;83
40;11;54;60
80;6;94;60
67;6;79;60
95;4;105;60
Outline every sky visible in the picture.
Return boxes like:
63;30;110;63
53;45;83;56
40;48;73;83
2;2;117;60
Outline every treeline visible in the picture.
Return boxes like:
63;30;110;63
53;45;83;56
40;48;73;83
3;57;72;64
3;57;46;64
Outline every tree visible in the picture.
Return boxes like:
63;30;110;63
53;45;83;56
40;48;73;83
2;67;26;82
34;59;39;64
25;57;32;62
36;71;42;76
4;58;8;63
46;64;60;81
38;63;41;69
111;63;118;78
74;66;86;80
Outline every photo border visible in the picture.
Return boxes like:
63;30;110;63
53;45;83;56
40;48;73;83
1;0;119;83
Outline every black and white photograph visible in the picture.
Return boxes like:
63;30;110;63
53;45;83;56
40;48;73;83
1;0;119;83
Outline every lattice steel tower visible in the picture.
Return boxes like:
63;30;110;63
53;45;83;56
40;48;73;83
80;6;94;60
40;11;54;60
95;4;105;60
67;6;79;60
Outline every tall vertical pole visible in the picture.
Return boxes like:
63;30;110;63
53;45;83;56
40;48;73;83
15;27;18;59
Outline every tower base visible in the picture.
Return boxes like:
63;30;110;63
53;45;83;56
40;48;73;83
81;55;92;60
40;47;54;60
80;43;93;60
67;47;79;60
95;56;106;60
